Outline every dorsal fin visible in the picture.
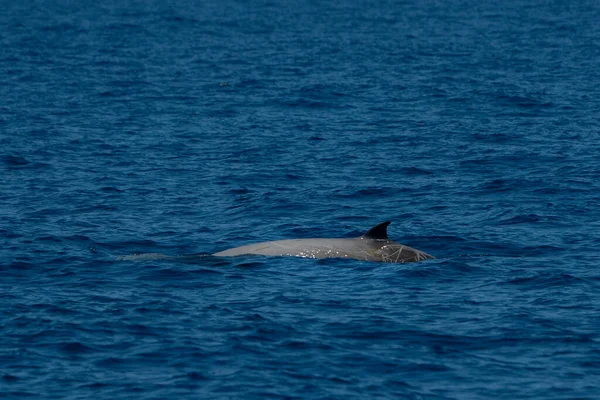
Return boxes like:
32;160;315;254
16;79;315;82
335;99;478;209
361;221;391;240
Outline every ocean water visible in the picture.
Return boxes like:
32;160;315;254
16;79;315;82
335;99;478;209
1;0;600;398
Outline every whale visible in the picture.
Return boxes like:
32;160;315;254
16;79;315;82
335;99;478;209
213;221;434;263
117;221;434;263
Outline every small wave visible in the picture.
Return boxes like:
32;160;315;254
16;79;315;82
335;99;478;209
398;166;434;176
495;93;553;109
2;374;20;383
498;214;541;225
59;341;95;354
503;272;586;289
100;186;123;193
3;154;30;166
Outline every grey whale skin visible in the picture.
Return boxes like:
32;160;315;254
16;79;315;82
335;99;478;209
213;221;434;263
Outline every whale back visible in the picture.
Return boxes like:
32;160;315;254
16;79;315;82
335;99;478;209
213;221;434;263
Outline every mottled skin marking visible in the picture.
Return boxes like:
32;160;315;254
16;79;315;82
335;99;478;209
379;244;430;263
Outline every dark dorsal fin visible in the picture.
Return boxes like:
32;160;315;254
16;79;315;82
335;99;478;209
361;221;391;240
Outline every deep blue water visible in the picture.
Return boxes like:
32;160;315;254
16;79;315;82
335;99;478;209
2;0;600;398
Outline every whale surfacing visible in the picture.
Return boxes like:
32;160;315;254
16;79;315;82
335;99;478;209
213;221;434;263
